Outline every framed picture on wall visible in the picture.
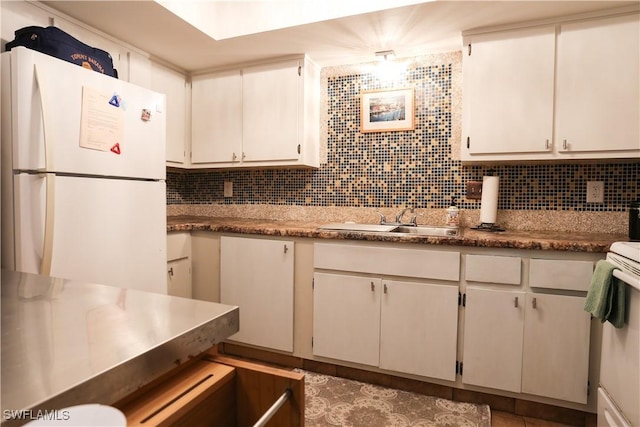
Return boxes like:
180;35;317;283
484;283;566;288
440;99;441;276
360;88;415;132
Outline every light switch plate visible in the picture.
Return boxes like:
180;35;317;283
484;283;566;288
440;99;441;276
466;181;483;200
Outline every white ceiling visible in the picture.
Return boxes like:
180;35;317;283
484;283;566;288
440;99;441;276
41;0;636;73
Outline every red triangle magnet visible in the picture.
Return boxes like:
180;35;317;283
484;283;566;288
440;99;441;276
110;143;121;155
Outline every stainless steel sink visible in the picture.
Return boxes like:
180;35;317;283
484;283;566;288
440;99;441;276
318;223;460;237
391;225;460;237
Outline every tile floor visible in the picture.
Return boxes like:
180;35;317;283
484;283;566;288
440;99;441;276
492;411;577;427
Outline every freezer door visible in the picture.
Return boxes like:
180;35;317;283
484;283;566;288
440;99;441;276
14;173;167;294
9;47;165;179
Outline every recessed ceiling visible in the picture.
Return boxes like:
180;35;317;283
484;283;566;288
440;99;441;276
41;0;637;73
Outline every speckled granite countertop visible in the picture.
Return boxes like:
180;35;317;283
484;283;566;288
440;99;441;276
167;216;628;253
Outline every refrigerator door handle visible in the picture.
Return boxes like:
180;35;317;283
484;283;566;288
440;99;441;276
33;64;53;171
40;173;55;276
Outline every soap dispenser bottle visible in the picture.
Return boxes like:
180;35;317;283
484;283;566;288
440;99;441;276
445;198;460;228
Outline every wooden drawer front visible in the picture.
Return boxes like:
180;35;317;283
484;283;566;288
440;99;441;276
529;259;594;291
167;232;190;261
465;254;522;285
314;243;460;281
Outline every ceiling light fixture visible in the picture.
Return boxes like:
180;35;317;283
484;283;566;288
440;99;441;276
375;50;396;61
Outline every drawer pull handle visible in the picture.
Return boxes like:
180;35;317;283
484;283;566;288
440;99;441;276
532;297;537;309
514;296;518;308
284;244;288;253
371;282;375;292
168;267;174;277
384;284;388;294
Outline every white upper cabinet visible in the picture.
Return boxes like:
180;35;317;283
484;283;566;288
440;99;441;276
191;70;243;165
462;11;640;162
555;13;640;156
150;62;188;165
190;56;320;168
242;60;301;163
462;26;555;156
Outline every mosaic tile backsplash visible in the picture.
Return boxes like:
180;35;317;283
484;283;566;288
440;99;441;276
168;53;639;213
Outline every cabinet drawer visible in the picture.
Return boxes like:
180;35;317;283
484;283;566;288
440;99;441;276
167;232;191;261
465;254;521;285
314;243;460;281
529;259;594;291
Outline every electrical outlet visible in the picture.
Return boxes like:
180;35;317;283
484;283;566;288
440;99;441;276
224;181;233;198
466;181;483;200
586;181;604;203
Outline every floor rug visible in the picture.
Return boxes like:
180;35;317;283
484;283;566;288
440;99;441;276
296;369;491;427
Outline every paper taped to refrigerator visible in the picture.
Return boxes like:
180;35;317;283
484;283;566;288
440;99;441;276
79;86;124;152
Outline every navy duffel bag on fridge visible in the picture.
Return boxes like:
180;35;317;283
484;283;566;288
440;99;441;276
5;25;118;78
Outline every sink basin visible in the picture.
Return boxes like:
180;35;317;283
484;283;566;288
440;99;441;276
391;225;460;237
318;223;460;237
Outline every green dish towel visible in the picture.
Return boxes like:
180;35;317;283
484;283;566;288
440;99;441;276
584;260;626;328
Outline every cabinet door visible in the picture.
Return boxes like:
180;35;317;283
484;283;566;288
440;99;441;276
379;280;459;381
313;273;381;366
462;288;525;393
151;63;187;165
521;293;591;404
242;60;300;162
220;236;294;352
556;14;639;155
191;71;242;164
167;258;192;299
463;26;555;155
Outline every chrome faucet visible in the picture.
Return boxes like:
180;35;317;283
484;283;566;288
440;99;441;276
395;207;417;226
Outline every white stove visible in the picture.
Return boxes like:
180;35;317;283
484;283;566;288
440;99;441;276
598;241;640;427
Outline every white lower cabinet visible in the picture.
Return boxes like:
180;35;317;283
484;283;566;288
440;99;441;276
379;279;459;381
220;236;294;352
462;288;525;393
167;257;192;299
167;232;192;298
313;274;381;366
313;272;459;381
462;288;591;404
521;293;591;403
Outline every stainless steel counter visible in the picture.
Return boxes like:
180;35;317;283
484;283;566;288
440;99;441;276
1;269;239;426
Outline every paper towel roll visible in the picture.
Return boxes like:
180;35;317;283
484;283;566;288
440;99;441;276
480;176;499;224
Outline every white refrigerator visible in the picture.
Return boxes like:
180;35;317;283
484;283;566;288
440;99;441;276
1;46;167;294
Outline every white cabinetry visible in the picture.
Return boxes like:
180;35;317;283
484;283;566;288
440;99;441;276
1;1;52;42
555;13;639;155
379;279;459;381
462;288;525;393
521;293;591;403
242;60;302;163
313;273;381;366
150;63;188;165
462;26;555;157
462;11;640;161
167;232;192;298
191;70;242;165
191;57;320;168
313;243;460;381
220;236;294;352
462;257;593;404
